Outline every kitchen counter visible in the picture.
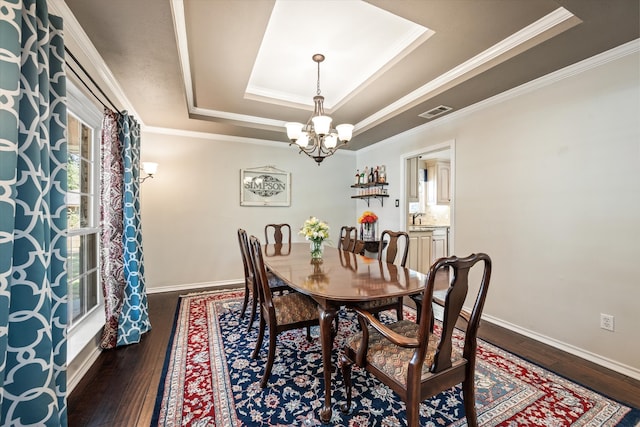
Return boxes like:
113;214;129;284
408;225;449;232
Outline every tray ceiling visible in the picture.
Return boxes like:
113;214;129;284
62;0;639;150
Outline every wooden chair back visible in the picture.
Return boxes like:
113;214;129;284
377;230;409;267
236;228;253;317
237;228;251;281
338;226;358;251
264;223;291;245
249;235;274;309
351;240;366;255
341;253;492;427
248;234;320;388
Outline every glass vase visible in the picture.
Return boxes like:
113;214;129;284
310;240;324;259
363;222;376;241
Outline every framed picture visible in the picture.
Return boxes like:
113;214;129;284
240;166;291;206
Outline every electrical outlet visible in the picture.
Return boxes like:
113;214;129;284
600;313;614;332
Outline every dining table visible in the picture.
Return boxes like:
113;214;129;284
263;242;427;423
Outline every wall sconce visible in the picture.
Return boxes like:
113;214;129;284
140;162;158;183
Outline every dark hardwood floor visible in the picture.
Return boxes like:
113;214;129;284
68;288;640;426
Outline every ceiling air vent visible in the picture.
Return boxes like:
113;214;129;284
419;105;452;120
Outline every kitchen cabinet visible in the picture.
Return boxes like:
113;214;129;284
406;156;419;202
425;160;450;205
430;228;448;264
408;227;449;274
407;231;432;274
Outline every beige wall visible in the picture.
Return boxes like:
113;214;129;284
138;45;639;377
139;133;357;291
357;46;640;375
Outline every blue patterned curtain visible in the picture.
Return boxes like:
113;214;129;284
116;112;150;346
0;1;68;426
99;111;150;348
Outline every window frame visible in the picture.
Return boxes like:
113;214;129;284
66;79;104;364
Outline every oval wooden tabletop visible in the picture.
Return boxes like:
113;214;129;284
263;242;426;302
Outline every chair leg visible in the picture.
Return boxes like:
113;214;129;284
339;353;353;413
251;314;265;359
396;298;404;321
306;325;312;341
240;280;250;317
247;283;259;333
414;298;422;323
406;401;420;427
429;311;435;333
462;377;478;427
260;324;278;388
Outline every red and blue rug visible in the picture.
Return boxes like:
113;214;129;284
152;290;639;426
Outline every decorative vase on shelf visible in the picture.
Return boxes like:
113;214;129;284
310;240;324;259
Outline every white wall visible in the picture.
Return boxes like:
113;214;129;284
139;132;357;291
357;44;640;375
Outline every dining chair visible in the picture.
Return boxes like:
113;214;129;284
352;230;409;321
237;228;289;332
350;239;366;255
340;253;492;427
264;223;291;245
410;267;450;323
338;226;358;252
377;230;409;267
248;235;320;388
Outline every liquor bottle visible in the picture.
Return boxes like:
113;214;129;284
355;169;360;185
369;166;374;183
379;165;386;183
360;169;365;184
364;166;369;183
373;166;379;184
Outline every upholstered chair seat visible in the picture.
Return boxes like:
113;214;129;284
345;320;464;386
273;293;318;325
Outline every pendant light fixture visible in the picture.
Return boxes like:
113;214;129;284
285;54;354;164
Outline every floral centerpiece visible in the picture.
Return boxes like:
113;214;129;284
358;211;378;241
299;217;330;259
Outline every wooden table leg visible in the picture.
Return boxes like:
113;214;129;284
318;303;338;423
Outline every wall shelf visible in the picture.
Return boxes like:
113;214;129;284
350;182;389;206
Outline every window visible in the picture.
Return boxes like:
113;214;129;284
66;79;105;370
67;112;100;326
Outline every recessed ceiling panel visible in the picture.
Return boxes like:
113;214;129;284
245;0;432;111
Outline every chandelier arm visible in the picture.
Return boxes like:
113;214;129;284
293;144;324;165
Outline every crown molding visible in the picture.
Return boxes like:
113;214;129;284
372;38;640;151
48;0;141;121
355;7;577;134
436;38;640;128
143;125;355;156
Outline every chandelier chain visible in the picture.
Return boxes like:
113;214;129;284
316;59;321;96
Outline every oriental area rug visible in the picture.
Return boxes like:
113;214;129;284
151;290;639;426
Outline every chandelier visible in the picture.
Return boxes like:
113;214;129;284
285;54;354;164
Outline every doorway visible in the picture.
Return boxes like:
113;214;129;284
401;139;454;256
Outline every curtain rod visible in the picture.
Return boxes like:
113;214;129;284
64;46;121;113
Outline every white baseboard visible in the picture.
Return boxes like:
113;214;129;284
67;345;102;395
482;314;640;381
145;279;243;294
